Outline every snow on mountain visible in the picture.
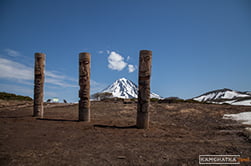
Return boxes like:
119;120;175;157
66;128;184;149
245;91;251;95
193;88;251;106
193;88;249;102
102;78;162;99
150;92;162;99
231;99;251;106
102;78;138;99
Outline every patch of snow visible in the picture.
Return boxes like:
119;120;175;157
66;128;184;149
150;92;162;99
193;89;251;106
222;91;249;99
231;99;251;106
215;92;224;99
222;100;237;104
223;112;251;125
211;100;235;105
194;93;215;102
212;99;251;106
194;90;250;102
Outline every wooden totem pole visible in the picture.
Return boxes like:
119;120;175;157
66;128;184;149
136;50;152;129
33;53;45;117
79;52;91;122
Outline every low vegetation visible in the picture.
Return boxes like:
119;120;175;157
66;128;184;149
91;94;203;104
0;92;32;101
158;97;201;104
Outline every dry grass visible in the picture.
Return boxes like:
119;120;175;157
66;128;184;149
0;101;251;166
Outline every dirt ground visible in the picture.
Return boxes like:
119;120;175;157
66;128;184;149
0;100;251;166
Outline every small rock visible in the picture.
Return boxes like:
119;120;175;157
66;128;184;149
117;156;126;159
162;155;169;160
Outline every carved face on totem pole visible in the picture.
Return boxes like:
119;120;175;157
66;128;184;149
139;52;152;78
79;55;90;99
35;56;44;75
138;51;152;103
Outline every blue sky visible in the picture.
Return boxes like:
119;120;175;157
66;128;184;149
0;0;251;102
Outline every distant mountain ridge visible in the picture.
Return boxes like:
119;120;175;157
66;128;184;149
102;78;161;99
193;88;251;106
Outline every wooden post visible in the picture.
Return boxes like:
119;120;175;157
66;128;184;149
136;50;152;129
79;52;91;121
33;53;45;117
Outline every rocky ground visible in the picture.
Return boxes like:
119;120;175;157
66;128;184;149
0;101;251;166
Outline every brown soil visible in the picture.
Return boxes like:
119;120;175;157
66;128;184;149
0;101;251;166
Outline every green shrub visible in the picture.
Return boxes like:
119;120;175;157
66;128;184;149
150;98;159;102
184;99;201;103
159;97;184;103
0;92;32;101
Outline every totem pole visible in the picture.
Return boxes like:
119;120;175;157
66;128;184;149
33;53;45;117
79;52;91;121
136;50;152;129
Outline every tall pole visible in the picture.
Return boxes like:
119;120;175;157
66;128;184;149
33;53;45;117
79;52;91;122
137;50;152;129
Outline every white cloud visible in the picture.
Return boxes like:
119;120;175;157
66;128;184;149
107;51;127;71
4;48;21;57
46;71;65;79
98;50;104;54
0;57;77;88
128;64;136;73
45;70;77;87
127;56;130;61
45;77;77;88
0;58;33;80
46;71;77;82
0;55;108;102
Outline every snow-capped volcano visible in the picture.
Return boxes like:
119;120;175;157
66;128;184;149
193;88;251;106
102;78;161;99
